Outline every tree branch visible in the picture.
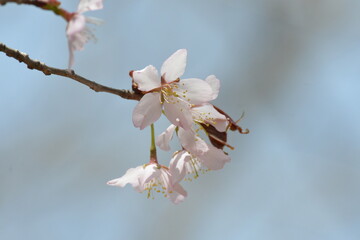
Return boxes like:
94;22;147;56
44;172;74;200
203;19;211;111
1;0;44;6
1;0;75;21
0;42;142;101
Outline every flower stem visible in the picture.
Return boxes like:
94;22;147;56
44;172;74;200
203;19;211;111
150;124;158;164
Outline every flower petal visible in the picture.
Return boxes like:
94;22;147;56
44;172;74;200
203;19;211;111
169;151;191;183
107;165;145;192
133;65;161;92
66;15;86;37
199;145;231;170
205;75;220;100
161;49;187;82
156;124;177;151
191;103;228;132
173;78;213;105
77;0;103;13
158;168;172;192
68;43;75;69
141;164;161;186
168;183;187;204
66;15;88;68
132;92;162;130
163;97;193;130
178;128;209;156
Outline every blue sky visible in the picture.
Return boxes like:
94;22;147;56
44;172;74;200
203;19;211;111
1;1;360;240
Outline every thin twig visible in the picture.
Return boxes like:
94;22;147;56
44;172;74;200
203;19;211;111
0;42;142;101
0;0;71;20
1;0;42;6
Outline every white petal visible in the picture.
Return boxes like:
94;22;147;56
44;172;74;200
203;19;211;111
178;128;209;156
158;168;172;191
107;165;145;192
173;78;213;105
211;119;228;132
132;92;162;130
68;43;75;69
199;145;231;170
156;124;176;151
191;103;228;132
141;164;160;186
161;49;187;82
168;183;187;204
77;0;103;13
205;75;220;100
66;15;88;68
133;65;161;92
66;15;86;37
163;97;193;130
169;151;191;183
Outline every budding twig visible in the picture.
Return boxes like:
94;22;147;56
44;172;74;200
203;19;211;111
0;42;142;101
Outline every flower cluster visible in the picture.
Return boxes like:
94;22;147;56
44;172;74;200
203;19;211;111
8;1;248;204
107;49;248;204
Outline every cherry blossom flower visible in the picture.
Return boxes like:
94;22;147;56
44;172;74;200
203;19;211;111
156;124;231;171
66;0;104;68
131;49;214;130
156;101;229;153
191;74;249;149
156;124;207;155
107;163;187;204
154;73;229;147
169;150;202;182
169;146;230;183
191;103;228;132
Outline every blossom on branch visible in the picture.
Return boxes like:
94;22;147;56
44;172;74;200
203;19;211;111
66;0;104;68
131;49;214;130
169;147;230;182
107;49;249;204
157;124;231;171
107;163;187;204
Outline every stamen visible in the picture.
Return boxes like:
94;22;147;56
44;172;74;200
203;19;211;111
142;169;172;200
209;134;235;150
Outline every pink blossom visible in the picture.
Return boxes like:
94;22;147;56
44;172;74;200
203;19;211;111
132;49;214;130
157;124;230;171
66;0;103;68
169;146;230;183
169;150;200;182
107;163;187;204
204;75;220;101
191;102;228;132
156;124;208;156
156;102;229;154
186;75;228;131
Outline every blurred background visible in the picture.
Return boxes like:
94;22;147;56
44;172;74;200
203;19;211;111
1;0;360;239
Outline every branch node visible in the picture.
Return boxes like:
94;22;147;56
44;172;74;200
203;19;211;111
34;60;41;68
43;69;51;75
